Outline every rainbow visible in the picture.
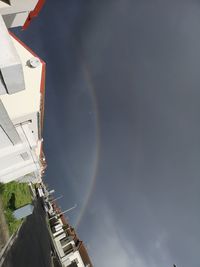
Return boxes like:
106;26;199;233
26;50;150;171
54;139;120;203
75;60;101;228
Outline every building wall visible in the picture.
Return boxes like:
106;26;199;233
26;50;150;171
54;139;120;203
0;31;44;184
0;0;38;18
0;118;42;183
50;218;86;267
54;234;85;267
1;34;42;121
0;14;25;95
0;0;44;94
62;250;85;267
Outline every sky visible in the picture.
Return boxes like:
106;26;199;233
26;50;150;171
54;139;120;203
13;1;200;266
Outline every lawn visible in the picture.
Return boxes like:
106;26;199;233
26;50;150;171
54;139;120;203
0;182;32;235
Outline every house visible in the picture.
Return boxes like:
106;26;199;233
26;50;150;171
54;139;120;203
48;204;93;267
0;0;46;183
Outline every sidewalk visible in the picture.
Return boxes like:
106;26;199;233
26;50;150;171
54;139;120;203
0;198;9;252
44;212;62;267
28;182;36;198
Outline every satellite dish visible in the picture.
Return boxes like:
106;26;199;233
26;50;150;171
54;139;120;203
28;57;40;68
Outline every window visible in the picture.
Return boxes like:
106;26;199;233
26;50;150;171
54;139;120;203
73;259;79;264
60;237;69;247
67;263;78;267
63;243;73;255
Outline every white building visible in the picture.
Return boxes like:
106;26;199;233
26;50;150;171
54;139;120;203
0;0;45;28
0;0;45;95
56;238;85;267
49;213;93;267
0;0;46;183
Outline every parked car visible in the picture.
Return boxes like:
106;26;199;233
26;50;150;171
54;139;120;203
37;187;44;197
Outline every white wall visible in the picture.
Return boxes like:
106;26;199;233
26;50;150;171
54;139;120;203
0;119;42;183
0;0;38;16
0;0;39;28
0;28;44;184
0;15;25;95
62;250;85;267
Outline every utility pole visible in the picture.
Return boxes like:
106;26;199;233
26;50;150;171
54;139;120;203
49;204;77;221
50;195;63;202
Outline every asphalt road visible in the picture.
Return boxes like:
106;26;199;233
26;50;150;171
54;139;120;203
2;198;52;267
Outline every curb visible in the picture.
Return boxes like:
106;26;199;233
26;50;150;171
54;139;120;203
0;223;23;266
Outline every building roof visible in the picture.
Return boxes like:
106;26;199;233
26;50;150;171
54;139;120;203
78;242;93;267
23;0;45;30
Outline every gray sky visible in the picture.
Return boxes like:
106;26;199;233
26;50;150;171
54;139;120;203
14;1;200;266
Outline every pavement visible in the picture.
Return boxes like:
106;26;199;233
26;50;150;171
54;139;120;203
0;198;9;251
1;198;53;267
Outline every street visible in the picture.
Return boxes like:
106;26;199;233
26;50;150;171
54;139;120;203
2;198;52;267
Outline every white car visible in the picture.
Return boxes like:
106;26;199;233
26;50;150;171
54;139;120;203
37;187;44;197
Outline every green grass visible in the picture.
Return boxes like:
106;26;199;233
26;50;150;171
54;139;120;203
0;182;32;235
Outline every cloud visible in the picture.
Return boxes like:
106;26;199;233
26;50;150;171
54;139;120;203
84;202;174;267
15;1;200;266
88;205;146;267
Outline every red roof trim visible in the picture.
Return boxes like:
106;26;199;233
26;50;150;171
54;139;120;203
22;0;46;30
